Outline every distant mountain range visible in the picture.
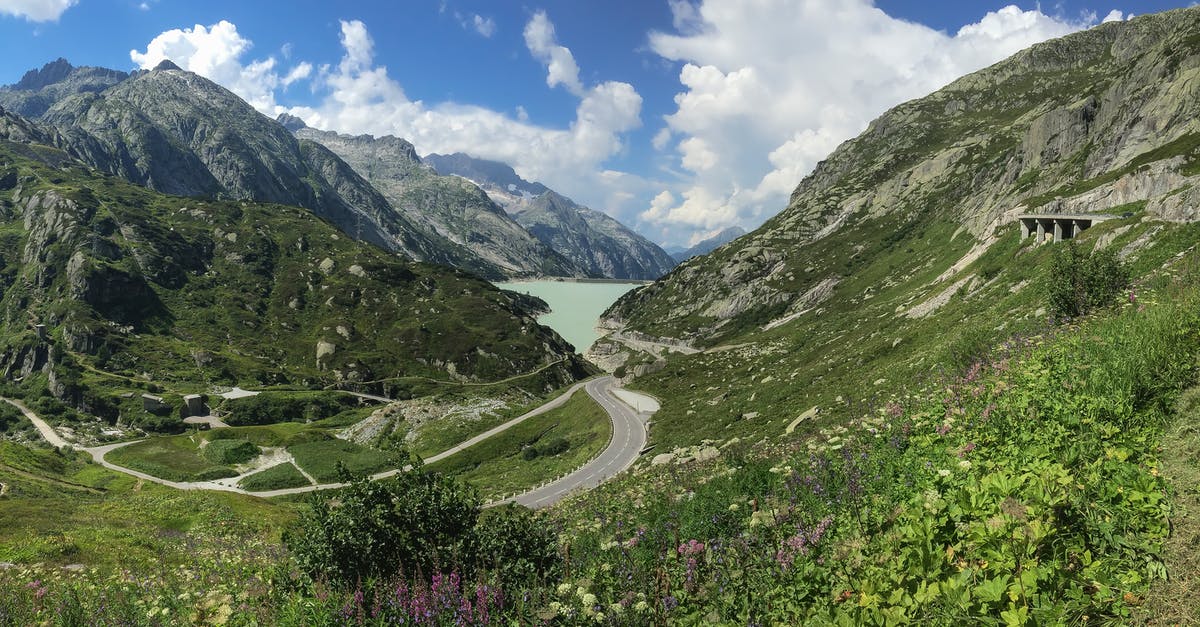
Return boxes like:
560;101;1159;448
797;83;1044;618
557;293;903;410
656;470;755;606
0;58;675;281
287;123;579;279
424;153;677;280
666;226;746;262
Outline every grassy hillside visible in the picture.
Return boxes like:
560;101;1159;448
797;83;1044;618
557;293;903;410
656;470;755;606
0;135;590;433
596;8;1200;454
0;253;1196;624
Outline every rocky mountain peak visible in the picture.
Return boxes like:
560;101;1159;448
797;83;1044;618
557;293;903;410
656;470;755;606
14;58;74;91
276;113;308;132
152;59;182;72
424;152;549;197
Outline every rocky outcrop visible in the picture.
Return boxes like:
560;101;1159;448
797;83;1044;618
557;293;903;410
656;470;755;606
0;58;127;119
295;128;581;280
669;227;747;263
425;153;677;280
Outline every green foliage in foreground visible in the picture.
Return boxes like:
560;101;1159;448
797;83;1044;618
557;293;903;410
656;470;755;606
238;462;311;491
1;268;1197;626
284;470;559;589
546;281;1197;624
1047;241;1131;319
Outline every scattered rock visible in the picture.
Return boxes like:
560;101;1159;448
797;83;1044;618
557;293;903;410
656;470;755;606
651;453;676;466
315;340;336;368
785;406;820;434
318;257;335;273
348;264;366;278
691;447;720;463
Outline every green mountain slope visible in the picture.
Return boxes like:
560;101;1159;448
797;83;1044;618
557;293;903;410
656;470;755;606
597;7;1200;450
0;122;588;417
0;60;479;270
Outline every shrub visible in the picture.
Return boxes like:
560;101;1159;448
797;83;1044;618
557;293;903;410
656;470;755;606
285;470;481;586
469;505;560;586
540;437;569;457
1047;241;1130;319
223;392;358;426
201;439;260;465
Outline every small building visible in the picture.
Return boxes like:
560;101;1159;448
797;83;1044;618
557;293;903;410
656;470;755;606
182;394;205;417
141;394;167;412
34;324;46;340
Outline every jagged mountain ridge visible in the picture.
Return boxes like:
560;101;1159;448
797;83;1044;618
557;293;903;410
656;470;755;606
0;123;588;411
424;152;677;280
605;7;1200;345
291;126;582;279
668;226;747;262
0;58;127;119
423;152;548;199
0;59;476;270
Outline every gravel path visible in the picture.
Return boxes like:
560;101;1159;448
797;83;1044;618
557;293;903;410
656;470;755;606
5;398;68;448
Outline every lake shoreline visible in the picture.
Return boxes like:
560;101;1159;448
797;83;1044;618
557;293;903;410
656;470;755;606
494;280;643;353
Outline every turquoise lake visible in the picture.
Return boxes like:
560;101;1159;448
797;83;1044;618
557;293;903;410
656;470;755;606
495;281;643;353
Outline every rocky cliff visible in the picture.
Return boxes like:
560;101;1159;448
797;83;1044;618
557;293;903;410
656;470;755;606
293;127;581;280
425;152;677;280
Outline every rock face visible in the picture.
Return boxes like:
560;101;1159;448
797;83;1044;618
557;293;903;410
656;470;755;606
0;60;461;267
605;8;1200;345
0;58;127;119
669;227;747;262
425;152;677;280
293;129;580;280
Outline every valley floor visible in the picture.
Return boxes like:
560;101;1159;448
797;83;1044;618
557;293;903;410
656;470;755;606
12;375;655;507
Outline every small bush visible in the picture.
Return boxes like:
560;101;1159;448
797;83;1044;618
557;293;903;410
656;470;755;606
540;437;569;457
202;439;260;465
1047;242;1130;319
223;393;359;426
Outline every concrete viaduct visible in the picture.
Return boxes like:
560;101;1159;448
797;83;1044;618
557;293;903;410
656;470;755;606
1017;213;1115;243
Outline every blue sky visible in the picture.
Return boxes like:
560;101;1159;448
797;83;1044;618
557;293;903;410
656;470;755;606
0;0;1194;246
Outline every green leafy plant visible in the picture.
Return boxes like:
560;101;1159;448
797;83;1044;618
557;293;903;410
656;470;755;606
1047;242;1130;319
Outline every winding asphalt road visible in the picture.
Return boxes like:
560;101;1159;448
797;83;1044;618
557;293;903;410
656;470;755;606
17;375;655;507
499;377;651;508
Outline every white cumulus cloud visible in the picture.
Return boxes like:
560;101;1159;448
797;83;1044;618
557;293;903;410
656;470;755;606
641;0;1098;242
130;20;312;112
0;0;76;21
